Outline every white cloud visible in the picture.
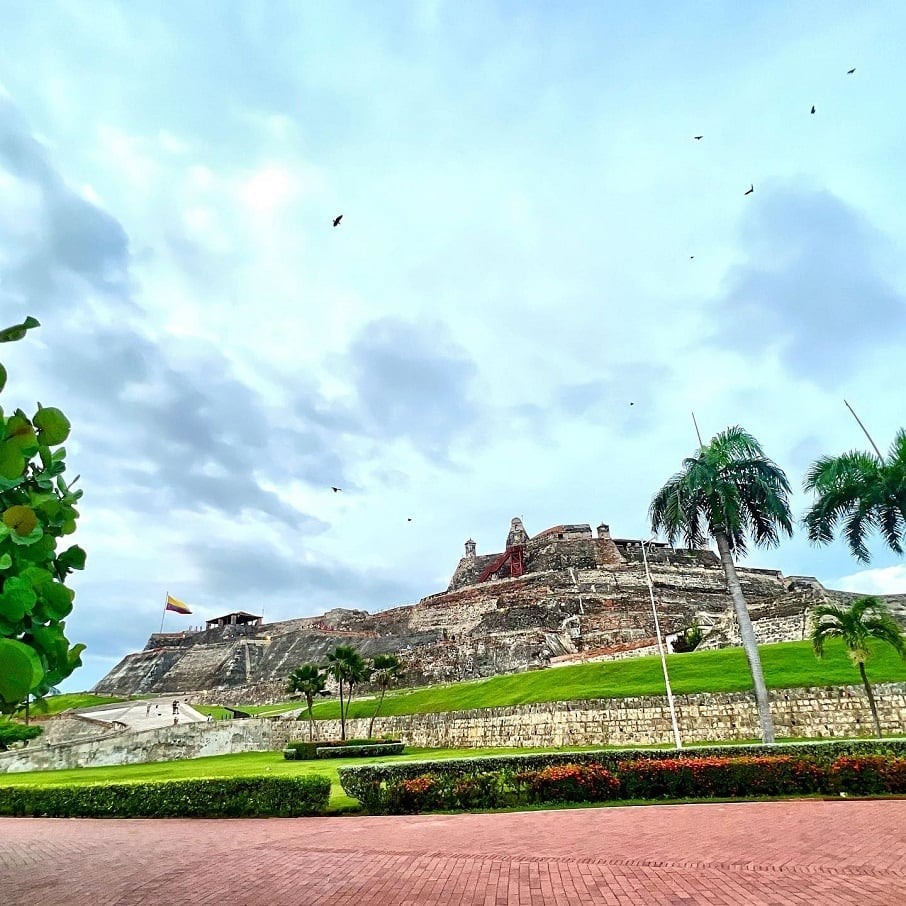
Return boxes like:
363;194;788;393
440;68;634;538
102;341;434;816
834;566;906;597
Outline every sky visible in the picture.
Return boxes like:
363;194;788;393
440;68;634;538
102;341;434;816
0;1;904;691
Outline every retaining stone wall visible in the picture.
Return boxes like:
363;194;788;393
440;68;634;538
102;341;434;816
3;684;904;773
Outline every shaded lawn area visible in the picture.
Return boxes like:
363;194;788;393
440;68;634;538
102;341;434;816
13;693;129;721
303;638;906;721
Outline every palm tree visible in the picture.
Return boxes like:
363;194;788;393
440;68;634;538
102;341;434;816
325;645;368;741
367;653;403;739
803;428;906;563
286;664;327;741
811;596;905;737
649;425;793;744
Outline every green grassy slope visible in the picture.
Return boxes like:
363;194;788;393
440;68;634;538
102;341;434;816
300;638;906;720
15;693;128;720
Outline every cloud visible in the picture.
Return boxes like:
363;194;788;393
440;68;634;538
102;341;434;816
711;186;905;383
191;537;421;612
834;565;906;596
0;99;132;312
347;317;483;457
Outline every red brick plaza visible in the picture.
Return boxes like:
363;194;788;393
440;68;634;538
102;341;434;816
2;800;904;905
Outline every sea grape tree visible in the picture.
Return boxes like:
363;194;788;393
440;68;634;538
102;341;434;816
0;316;86;713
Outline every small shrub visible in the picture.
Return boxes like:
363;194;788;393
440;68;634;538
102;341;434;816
523;763;620;804
0;776;331;818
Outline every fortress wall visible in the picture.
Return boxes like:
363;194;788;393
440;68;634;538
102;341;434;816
301;683;906;749
4;684;905;773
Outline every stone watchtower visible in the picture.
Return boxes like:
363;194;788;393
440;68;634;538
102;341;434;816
464;538;477;558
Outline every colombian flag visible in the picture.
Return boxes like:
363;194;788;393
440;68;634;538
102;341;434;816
165;594;192;615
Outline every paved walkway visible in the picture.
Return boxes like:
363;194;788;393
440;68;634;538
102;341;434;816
2;800;904;904
71;697;209;733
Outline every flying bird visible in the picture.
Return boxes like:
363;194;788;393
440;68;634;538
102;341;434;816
693;135;703;140
407;517;413;522
331;486;342;493
332;215;343;227
847;67;856;75
744;184;754;195
810;105;816;114
629;402;635;406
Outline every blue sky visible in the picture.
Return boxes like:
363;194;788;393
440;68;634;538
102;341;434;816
0;1;904;690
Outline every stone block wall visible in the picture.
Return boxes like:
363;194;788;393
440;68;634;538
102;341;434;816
4;684;903;774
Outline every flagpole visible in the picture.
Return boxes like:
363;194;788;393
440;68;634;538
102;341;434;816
160;591;168;634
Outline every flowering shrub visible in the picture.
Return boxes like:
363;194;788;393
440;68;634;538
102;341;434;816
522;763;620;804
619;755;825;800
383;774;441;814
829;756;906;796
339;741;906;814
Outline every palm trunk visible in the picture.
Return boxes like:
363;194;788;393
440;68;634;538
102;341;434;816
858;661;883;737
306;694;314;742
338;679;346;741
344;684;355;733
714;530;775;744
368;687;387;739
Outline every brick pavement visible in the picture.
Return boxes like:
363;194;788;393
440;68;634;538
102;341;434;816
1;800;904;904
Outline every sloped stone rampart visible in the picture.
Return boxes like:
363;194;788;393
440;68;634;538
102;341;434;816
2;684;904;773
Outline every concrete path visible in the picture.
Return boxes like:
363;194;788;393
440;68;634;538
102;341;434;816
1;800;904;904
72;697;209;732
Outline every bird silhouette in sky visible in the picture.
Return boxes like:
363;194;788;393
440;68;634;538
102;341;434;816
331;486;342;493
847;67;856;74
332;215;343;227
744;184;754;195
810;105;816;114
693;135;703;140
407;517;413;522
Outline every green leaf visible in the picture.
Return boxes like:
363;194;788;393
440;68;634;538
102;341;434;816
8;522;44;547
0;316;40;345
39;581;74;620
0;577;37;621
33;407;71;446
0;638;44;705
57;545;87;571
0;440;25;481
0;361;6;394
2;504;38;536
0;553;12;570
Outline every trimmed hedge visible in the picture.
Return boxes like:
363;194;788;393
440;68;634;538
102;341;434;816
619;756;825;799
317;742;404;759
284;739;403;760
0;776;331;818
829;755;906;795
339;739;906;813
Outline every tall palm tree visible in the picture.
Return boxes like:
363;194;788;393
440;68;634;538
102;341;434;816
650;425;793;744
803;428;906;563
811;596;905;737
286;664;327;741
367;653;403;739
325;645;368;741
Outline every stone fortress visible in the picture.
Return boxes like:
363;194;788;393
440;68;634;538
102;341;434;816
93;517;906;704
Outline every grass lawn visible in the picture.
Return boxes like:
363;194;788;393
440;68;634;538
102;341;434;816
262;638;906;722
14;693;129;721
0;746;613;811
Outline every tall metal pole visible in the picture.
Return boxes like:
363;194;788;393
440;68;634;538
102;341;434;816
641;539;683;749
